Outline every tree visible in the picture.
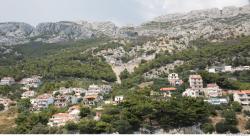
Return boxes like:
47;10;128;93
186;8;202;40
17;98;31;113
29;123;49;134
79;107;91;118
0;104;5;111
113;120;133;134
78;120;97;134
231;102;242;112
120;69;130;80
65;121;78;131
245;120;250;130
95;121;114;134
215;122;228;134
201;123;215;134
222;110;237;125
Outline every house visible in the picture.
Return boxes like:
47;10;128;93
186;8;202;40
168;73;183;86
54;87;74;95
114;96;124;104
72;88;86;97
0;77;15;86
53;87;86;98
21;91;36;99
160;87;177;97
182;88;202;98
68;105;81;117
94;107;104;121
87;84;102;95
204;98;228;105
189;75;203;89
208;68;216;73
233;90;250;106
83;94;102;106
168;73;179;81
203;83;222;98
19;76;42;88
47;113;79;127
223;66;232;72
54;95;70;108
0;98;15;108
100;85;112;94
31;93;54;110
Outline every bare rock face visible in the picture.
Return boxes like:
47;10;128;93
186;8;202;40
32;21;95;43
1;5;250;45
0;22;34;45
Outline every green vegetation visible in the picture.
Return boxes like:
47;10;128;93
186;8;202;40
0;104;4;111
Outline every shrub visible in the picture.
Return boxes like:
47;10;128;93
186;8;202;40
201;123;215;134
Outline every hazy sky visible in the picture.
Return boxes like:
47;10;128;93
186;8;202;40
0;0;249;26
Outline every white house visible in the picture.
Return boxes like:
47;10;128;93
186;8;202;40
233;90;250;106
100;85;112;94
47;113;79;127
208;68;216;73
0;77;15;86
168;73;183;86
19;76;42;88
203;83;222;98
31;93;54;111
182;88;202;98
114;96;124;104
68;105;81;117
224;66;232;72
21;91;36;99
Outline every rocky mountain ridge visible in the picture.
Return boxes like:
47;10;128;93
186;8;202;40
1;5;250;45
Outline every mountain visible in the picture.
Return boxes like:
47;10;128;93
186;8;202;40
1;5;250;46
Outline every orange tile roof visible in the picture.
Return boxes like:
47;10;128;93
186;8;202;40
237;90;250;94
84;95;98;99
160;87;177;91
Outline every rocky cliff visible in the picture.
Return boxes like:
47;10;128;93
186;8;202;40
1;5;250;45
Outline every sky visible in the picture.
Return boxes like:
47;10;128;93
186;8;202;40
0;0;249;26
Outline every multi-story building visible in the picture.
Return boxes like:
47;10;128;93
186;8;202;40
31;93;54;110
54;95;70;108
189;75;203;89
183;75;204;98
233;90;250;106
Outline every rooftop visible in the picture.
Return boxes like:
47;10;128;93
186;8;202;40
236;90;250;95
189;75;202;79
160;87;177;91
